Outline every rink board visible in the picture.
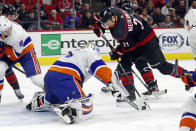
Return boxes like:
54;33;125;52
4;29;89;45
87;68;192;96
26;28;193;65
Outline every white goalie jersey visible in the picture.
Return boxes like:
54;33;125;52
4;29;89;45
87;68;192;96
48;47;112;84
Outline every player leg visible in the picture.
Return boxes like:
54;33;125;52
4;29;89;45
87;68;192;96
18;49;44;89
144;37;186;78
5;69;24;101
135;56;159;95
179;94;196;131
115;57;135;102
44;71;93;123
0;61;9;103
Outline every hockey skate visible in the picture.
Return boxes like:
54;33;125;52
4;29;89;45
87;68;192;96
143;80;167;100
14;89;24;103
116;90;136;103
53;106;74;124
143;80;159;95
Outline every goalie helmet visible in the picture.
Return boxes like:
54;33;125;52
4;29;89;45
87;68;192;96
2;4;17;15
0;16;12;32
84;43;100;53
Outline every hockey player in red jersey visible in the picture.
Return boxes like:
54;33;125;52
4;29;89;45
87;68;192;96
93;6;187;100
101;1;160;97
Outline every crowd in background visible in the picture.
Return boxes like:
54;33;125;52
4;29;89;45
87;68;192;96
0;0;195;31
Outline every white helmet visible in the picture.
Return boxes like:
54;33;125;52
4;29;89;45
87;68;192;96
85;43;100;53
0;16;12;32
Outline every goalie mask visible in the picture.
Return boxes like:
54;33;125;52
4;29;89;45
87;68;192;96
83;43;100;53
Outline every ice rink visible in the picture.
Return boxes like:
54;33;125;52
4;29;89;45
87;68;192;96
0;60;196;131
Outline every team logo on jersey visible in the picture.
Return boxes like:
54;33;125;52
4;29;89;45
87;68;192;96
158;32;184;51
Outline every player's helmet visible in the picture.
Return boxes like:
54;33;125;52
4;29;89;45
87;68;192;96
0;16;12;32
2;4;17;15
99;8;114;24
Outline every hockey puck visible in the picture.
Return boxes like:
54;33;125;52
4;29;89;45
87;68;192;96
142;106;146;110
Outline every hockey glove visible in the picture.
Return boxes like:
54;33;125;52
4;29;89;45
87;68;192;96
181;71;196;88
93;22;105;37
109;51;120;60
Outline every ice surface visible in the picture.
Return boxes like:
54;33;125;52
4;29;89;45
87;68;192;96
0;60;196;131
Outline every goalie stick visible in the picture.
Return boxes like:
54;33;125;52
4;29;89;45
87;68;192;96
89;70;147;110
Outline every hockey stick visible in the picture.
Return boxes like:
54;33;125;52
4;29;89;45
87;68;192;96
130;68;167;97
175;59;179;78
102;35;150;110
89;70;145;110
13;65;25;74
102;35;141;97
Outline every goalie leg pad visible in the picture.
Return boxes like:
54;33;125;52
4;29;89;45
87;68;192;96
53;93;94;124
27;91;52;111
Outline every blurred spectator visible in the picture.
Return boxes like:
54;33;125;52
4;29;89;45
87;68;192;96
133;0;140;14
189;0;196;9
40;9;48;29
169;8;180;27
58;0;72;14
14;11;22;25
161;0;171;16
105;0;111;7
81;2;91;15
146;0;154;15
147;16;158;28
151;7;164;26
175;0;186;18
177;17;185;27
170;0;178;8
18;3;29;21
140;8;149;21
12;0;21;11
32;2;44;19
81;10;94;29
0;4;3;16
75;0;82;11
138;0;147;9
23;10;38;31
64;9;80;29
46;9;63;30
151;0;165;8
160;15;174;27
